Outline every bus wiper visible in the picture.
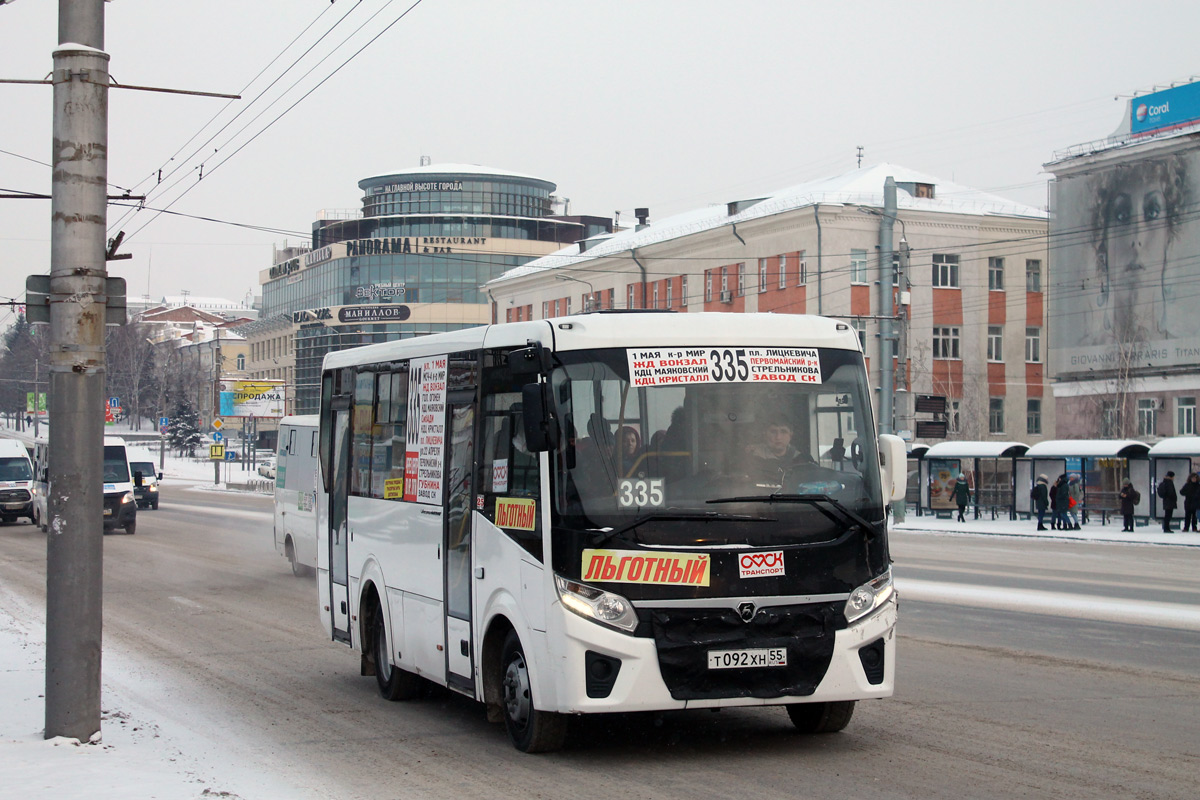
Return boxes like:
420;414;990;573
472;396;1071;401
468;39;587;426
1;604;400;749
592;510;768;548
705;494;878;536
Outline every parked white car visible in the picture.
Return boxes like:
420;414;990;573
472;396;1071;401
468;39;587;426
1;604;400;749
258;458;276;479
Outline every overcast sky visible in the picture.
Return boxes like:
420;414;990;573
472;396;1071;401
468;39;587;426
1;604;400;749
2;0;1199;322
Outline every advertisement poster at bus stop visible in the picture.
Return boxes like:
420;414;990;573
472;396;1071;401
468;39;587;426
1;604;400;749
404;355;447;504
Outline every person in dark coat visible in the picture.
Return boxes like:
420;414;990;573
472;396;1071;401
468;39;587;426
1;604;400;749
1180;472;1200;532
1157;471;1178;532
1118;478;1140;532
953;473;970;523
1031;474;1049;531
1053;475;1071;531
1049;475;1060;529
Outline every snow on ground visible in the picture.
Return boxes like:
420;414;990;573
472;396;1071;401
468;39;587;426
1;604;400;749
2;417;1197;796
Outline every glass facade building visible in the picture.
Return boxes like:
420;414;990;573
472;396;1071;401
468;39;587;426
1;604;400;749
260;164;609;412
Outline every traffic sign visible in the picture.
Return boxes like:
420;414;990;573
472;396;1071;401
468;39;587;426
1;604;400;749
212;431;224;443
159;416;169;427
159;425;168;436
108;397;120;409
225;451;237;461
212;418;224;430
209;444;225;460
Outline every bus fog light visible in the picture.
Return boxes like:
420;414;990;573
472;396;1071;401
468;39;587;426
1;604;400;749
556;575;638;633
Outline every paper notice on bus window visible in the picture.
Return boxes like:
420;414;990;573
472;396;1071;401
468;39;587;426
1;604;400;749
581;549;710;587
404;355;448;504
383;477;404;499
492;459;509;493
495;497;536;530
627;347;821;387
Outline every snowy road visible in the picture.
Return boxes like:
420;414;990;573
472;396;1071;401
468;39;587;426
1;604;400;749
1;488;1198;799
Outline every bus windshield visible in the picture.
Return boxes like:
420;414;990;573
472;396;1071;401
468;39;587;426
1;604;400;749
549;345;883;548
103;446;129;484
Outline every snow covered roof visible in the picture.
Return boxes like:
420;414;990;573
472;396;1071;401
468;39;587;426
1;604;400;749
1023;440;1150;458
489;162;1047;284
1147;437;1200;457
922;441;1029;459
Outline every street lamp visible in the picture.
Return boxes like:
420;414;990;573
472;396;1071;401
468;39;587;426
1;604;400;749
555;274;597;312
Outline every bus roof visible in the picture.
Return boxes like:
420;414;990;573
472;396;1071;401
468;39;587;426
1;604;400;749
323;312;860;371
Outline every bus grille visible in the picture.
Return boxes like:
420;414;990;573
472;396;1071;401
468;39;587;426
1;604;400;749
0;489;31;503
639;602;841;701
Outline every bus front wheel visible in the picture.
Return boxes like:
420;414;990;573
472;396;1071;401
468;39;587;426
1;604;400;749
500;630;567;753
787;700;855;733
373;611;419;701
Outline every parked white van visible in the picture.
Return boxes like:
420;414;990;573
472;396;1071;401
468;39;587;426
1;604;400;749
127;446;162;510
0;438;36;525
33;436;137;534
274;415;318;576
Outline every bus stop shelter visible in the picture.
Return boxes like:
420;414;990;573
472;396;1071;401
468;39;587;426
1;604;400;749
1019;440;1150;525
1147;437;1200;520
906;445;928;514
919;441;1028;519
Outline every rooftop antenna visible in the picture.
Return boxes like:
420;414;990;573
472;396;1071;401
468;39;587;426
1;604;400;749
420;155;432;166
857;145;864;168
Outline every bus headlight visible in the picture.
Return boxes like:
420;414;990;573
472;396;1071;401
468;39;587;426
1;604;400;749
555;575;638;634
148;484;158;492
844;569;895;624
121;491;136;505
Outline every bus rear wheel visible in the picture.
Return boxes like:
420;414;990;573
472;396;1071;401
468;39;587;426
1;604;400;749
787;700;855;733
500;630;567;753
373;611;419;701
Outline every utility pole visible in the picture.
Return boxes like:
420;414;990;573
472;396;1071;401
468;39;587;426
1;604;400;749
893;236;911;523
45;0;107;742
877;178;896;436
213;328;221;485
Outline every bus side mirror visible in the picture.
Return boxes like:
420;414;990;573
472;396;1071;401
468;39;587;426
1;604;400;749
509;344;551;377
877;434;907;503
521;382;559;452
157;472;163;481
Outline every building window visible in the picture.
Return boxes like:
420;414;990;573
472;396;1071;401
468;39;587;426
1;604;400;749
798;251;807;285
932;253;960;288
681;275;688;307
236;353;245;370
779;255;787;289
989;398;1004;434
988;257;1005;290
1025;327;1041;363
1178;397;1196;435
652;283;659;308
665;280;673;308
949;400;962;434
850;249;868;284
565;297;571;315
737;263;746;296
628;284;637;309
759;258;769;293
987;326;1003;362
1101;400;1122;438
892;254;901;287
542;301;549;319
1026;259;1042;292
705;271;712;303
1027;398;1042;435
1137;399;1157;438
933;326;960;359
852;318;867;350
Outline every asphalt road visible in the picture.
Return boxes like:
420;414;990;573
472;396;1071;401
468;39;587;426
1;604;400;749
1;487;1197;799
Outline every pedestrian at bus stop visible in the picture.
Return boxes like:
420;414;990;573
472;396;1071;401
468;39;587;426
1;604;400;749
1066;474;1083;530
1053;475;1071;531
1031;474;1049;531
1119;479;1140;532
1157;471;1178;532
1048;475;1061;529
953;473;970;523
1180;472;1200;532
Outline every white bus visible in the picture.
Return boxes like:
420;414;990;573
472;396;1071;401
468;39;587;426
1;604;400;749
316;312;905;752
274;415;319;576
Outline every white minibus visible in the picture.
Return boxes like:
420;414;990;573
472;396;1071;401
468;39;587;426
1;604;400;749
274;415;319;576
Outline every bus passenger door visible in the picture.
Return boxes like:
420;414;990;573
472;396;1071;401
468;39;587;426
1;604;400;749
444;394;476;693
328;399;352;643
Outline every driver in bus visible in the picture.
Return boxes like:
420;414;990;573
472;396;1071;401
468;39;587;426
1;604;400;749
744;418;813;479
